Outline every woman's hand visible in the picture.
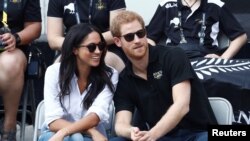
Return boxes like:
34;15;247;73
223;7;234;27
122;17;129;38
92;132;107;141
48;129;68;141
89;128;108;141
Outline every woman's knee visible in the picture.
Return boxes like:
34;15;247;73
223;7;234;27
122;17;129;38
68;133;85;141
38;132;93;141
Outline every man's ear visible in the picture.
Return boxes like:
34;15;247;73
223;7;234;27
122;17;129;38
113;37;122;48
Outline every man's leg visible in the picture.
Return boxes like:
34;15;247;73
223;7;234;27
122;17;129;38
0;49;26;139
157;130;208;141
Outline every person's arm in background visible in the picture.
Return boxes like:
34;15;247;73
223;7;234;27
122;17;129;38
17;22;41;45
205;4;248;59
1;21;41;51
47;17;64;50
205;33;247;59
13;0;41;48
147;38;156;46
103;8;125;45
220;33;247;59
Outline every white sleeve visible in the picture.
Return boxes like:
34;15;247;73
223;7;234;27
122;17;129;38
43;63;64;128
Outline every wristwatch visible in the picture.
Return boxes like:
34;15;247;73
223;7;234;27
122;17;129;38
13;33;21;45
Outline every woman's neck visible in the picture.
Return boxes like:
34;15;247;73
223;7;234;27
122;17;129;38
77;64;90;80
77;67;90;94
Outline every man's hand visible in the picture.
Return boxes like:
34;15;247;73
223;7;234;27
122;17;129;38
131;127;143;141
131;128;158;141
137;131;157;141
0;33;16;52
205;53;220;58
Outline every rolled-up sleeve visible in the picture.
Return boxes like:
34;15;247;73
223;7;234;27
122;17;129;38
86;68;119;123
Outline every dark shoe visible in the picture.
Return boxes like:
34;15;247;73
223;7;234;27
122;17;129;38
1;130;16;141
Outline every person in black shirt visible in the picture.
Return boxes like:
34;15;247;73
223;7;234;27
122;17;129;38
0;0;41;140
109;10;217;141
47;0;127;72
147;0;247;59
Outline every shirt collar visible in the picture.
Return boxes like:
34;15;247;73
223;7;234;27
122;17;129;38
148;44;159;64
177;0;207;12
177;0;185;10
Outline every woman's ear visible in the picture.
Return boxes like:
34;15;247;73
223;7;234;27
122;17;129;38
73;48;78;55
113;37;122;48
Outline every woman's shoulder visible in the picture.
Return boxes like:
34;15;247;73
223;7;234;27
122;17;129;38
46;63;61;73
108;66;119;77
106;65;119;81
106;65;117;72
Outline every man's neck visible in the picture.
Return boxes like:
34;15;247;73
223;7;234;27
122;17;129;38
131;51;149;80
133;64;148;80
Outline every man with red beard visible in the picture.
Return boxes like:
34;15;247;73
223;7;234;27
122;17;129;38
110;11;217;141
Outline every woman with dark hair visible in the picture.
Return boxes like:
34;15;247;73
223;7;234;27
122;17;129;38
39;23;118;141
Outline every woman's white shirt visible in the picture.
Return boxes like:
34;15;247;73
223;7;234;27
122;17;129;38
43;63;118;135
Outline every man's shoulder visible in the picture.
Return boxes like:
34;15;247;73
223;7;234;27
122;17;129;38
119;67;131;78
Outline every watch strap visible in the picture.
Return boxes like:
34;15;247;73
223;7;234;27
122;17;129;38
13;33;21;45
